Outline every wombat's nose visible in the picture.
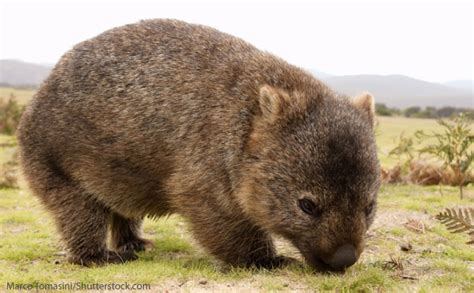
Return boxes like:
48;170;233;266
326;244;357;271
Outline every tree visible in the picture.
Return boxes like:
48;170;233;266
375;103;393;116
404;106;421;118
418;107;438;119
415;114;474;199
436;107;457;118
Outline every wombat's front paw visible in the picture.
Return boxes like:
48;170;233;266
116;238;154;253
69;250;138;266
255;255;299;269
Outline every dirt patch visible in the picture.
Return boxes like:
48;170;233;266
151;277;309;292
371;209;433;231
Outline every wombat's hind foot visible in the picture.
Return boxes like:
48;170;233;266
109;213;154;253
69;250;138;266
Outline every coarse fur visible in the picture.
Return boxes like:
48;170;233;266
17;19;380;270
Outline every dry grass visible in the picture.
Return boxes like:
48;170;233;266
0;87;35;105
381;160;474;187
0;163;18;188
0;141;18;188
381;165;403;184
407;160;445;186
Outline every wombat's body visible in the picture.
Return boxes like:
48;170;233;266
18;19;380;270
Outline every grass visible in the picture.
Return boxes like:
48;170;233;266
376;116;444;167
0;87;35;105
0;135;17;165
0;185;472;291
1;115;473;291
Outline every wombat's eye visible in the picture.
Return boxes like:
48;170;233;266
365;201;375;216
298;198;320;217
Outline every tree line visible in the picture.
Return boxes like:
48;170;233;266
376;103;474;119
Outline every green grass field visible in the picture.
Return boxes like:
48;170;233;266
0;91;473;291
1;183;472;292
376;117;427;166
0;87;35;105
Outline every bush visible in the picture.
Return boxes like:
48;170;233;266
375;103;398;116
0;163;18;188
0;94;24;134
0;149;19;189
403;106;421;117
388;132;415;167
416;114;474;199
401;105;474;119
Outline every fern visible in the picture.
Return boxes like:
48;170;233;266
436;208;474;245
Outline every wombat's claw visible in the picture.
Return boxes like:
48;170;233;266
116;238;154;253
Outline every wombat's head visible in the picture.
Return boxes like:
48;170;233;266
239;84;380;271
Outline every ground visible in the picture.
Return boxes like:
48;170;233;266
0;89;473;292
1;183;472;291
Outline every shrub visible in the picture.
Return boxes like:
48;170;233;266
0;163;18;188
0;150;19;189
404;106;421;118
0;94;25;134
375;103;399;116
388;132;416;170
416;114;474;199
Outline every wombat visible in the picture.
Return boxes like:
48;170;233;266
17;19;380;271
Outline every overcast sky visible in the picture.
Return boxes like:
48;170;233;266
0;0;472;83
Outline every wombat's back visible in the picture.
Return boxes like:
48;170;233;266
18;19;324;217
27;19;260;135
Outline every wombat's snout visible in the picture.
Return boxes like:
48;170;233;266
324;244;358;271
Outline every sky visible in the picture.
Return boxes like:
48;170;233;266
0;0;473;83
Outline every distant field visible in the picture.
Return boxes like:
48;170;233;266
0;87;35;105
376;116;444;167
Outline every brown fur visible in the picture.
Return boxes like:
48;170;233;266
17;19;380;270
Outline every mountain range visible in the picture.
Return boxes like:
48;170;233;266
0;59;52;87
0;59;472;109
319;74;473;109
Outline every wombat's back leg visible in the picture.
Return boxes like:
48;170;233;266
109;213;154;253
19;151;137;266
42;185;138;266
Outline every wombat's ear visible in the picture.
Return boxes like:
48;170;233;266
352;92;376;127
258;85;290;121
